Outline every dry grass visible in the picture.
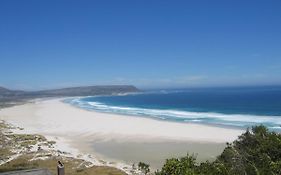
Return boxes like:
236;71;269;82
0;155;126;175
0;121;127;175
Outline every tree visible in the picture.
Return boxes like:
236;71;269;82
156;125;281;175
155;154;197;175
138;162;150;174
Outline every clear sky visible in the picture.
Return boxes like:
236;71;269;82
0;0;281;90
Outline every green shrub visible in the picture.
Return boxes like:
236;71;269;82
156;125;281;175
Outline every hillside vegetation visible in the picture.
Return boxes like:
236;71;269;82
0;121;126;175
155;125;281;175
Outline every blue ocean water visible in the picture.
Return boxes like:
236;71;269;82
64;86;281;130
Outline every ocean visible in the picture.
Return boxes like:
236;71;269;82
64;86;281;131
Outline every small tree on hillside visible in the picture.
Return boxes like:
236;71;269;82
138;162;150;174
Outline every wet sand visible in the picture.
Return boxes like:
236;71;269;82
90;140;226;169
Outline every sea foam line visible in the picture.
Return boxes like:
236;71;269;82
64;98;281;130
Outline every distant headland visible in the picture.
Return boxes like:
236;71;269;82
0;85;140;107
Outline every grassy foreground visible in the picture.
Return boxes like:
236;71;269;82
0;120;126;175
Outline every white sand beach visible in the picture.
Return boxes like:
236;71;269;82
0;99;244;169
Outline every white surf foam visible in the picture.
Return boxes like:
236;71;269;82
65;98;281;130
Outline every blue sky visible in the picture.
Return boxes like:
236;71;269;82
0;0;281;90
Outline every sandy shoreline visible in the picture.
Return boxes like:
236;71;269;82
0;98;244;170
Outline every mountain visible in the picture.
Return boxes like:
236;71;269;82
0;87;25;97
28;85;140;97
0;85;140;102
0;87;10;94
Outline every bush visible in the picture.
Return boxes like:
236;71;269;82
156;125;281;175
138;162;150;174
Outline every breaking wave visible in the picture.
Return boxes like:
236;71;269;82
64;97;281;131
